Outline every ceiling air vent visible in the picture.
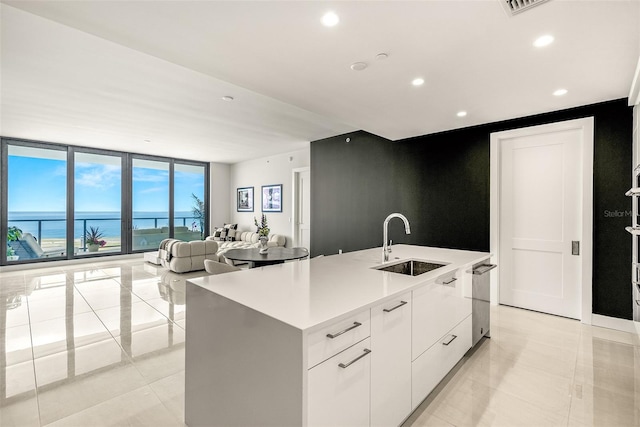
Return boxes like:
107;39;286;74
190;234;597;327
501;0;551;16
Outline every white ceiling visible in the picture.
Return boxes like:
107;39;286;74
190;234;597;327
1;1;639;163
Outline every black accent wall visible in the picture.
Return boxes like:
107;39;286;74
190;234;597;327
311;98;633;320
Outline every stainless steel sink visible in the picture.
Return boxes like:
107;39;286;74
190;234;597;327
375;259;448;276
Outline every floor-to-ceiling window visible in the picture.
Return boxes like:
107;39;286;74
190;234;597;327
174;163;206;242
6;144;68;262
1;138;209;265
74;151;123;256
131;158;170;252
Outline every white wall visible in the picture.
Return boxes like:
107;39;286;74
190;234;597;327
210;162;231;230
229;148;310;246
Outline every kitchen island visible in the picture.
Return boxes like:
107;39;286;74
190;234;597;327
185;245;490;427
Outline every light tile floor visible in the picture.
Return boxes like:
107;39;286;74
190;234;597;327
1;258;639;426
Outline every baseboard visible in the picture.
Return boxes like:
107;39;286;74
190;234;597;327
591;313;637;333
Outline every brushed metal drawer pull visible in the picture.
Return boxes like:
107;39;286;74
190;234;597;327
383;301;408;313
442;277;457;286
471;264;497;275
442;335;457;346
338;348;371;369
326;322;362;339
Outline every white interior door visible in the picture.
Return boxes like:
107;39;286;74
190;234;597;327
294;168;310;249
499;125;583;319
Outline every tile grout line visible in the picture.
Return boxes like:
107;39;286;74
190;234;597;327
72;269;137;367
39;265;141;427
24;271;44;427
91;267;186;425
82;267;180;386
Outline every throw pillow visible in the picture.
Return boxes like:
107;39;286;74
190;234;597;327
212;227;224;241
223;223;237;241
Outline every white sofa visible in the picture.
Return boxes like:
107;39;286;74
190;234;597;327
158;238;220;273
206;231;286;264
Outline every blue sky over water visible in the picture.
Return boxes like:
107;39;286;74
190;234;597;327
8;155;204;213
8;156;67;212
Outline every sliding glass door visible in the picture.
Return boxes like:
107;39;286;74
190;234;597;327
6;144;68;262
74;152;123;255
131;158;170;251
174;163;206;241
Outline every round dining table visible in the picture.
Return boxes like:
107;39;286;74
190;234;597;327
223;247;309;268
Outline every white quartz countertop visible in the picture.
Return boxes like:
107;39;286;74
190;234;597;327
187;245;490;332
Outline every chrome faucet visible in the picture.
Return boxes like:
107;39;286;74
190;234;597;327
382;213;411;263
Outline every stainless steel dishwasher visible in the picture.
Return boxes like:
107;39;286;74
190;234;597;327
471;262;497;347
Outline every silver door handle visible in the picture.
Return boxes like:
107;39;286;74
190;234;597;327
442;335;457;346
442;277;457;286
472;264;497;275
326;322;362;339
338;348;371;368
383;301;407;313
572;241;580;255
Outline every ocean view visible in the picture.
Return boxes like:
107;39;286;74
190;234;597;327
4;150;206;259
9;211;199;239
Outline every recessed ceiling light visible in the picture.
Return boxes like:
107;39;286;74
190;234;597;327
412;78;424;86
457;111;467;117
222;96;234;101
553;88;568;96
375;53;389;60
533;34;554;48
321;11;339;27
144;139;151;143
350;62;368;71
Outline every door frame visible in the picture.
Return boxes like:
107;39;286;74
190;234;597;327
291;166;310;248
490;117;594;323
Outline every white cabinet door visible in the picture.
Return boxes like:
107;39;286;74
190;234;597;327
411;315;472;409
412;270;470;360
308;337;371;427
371;293;412;427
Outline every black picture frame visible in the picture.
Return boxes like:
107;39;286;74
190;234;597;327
237;187;254;212
261;184;282;212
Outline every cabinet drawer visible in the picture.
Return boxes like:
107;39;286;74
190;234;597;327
307;310;371;368
307;337;371;427
412;269;471;360
411;315;472;410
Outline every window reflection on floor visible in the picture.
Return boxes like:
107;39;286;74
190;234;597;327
0;259;199;426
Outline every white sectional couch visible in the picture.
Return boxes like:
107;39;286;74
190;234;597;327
158;239;220;273
154;231;287;273
206;231;286;264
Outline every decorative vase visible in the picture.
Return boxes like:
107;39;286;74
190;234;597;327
87;243;99;252
258;236;269;254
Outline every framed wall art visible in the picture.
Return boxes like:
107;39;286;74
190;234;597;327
237;187;254;212
261;184;282;212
